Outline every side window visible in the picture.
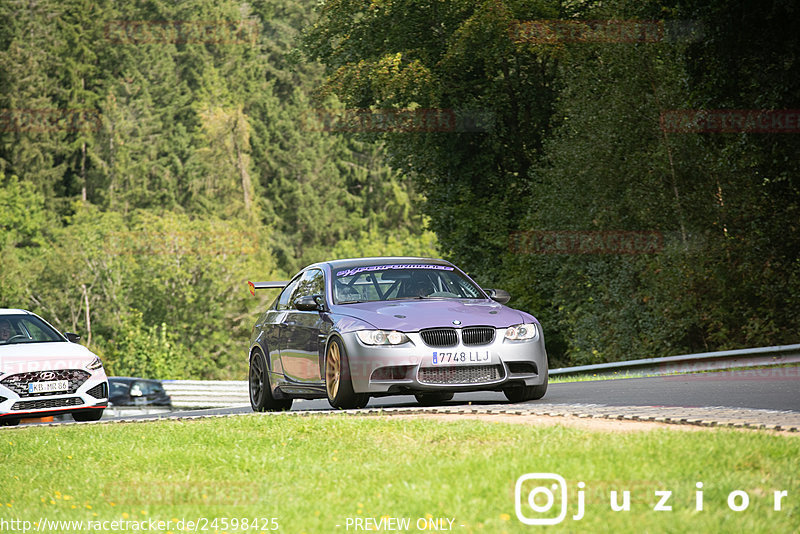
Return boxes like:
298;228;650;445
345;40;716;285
130;382;144;397
289;269;325;309
275;277;301;311
139;382;155;396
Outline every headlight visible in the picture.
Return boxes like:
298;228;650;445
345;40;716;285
504;323;537;341
356;330;410;346
86;356;104;370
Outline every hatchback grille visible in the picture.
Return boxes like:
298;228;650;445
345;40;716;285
87;382;108;399
420;328;458;347
462;327;495;346
418;365;504;385
1;370;90;398
12;397;84;411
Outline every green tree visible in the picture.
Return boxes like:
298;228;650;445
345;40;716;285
304;0;561;276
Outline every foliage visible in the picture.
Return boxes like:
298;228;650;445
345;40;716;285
327;226;439;261
1;0;797;375
0;0;431;378
11;204;279;379
99;312;192;379
305;0;800;366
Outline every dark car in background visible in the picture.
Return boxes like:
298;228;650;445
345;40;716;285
108;377;172;407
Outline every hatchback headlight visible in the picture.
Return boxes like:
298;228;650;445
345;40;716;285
504;323;537;341
356;330;410;346
86;356;104;370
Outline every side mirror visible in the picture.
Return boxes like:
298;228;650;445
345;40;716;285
485;289;511;304
64;332;81;343
295;295;323;312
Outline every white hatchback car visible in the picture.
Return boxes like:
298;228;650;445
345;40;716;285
0;309;108;426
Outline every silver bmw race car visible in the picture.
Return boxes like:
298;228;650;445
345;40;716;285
247;257;548;410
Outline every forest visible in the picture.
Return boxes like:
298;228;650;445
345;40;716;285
1;0;797;378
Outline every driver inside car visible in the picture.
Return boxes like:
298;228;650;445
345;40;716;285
407;274;436;298
0;319;14;342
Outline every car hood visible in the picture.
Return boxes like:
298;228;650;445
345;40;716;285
0;342;99;375
332;299;532;331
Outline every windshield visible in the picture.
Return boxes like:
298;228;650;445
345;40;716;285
333;264;485;304
0;314;65;345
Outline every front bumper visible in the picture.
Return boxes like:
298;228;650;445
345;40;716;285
341;327;548;395
0;370;109;421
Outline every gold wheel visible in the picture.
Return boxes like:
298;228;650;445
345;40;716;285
326;340;341;399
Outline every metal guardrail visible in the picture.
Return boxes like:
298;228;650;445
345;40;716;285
550;343;800;377
161;380;249;408
161;344;800;408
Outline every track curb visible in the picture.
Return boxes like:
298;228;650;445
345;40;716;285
7;403;799;432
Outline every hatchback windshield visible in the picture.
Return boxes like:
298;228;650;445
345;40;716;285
0;315;64;345
333;264;484;303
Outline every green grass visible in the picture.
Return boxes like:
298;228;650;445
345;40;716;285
1;415;798;533
550;370;642;383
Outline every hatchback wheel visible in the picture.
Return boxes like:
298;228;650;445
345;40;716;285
72;408;104;422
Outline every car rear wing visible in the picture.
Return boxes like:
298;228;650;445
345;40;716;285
248;280;289;296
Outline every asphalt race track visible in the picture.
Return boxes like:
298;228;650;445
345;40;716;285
15;366;800;427
108;366;800;421
541;368;800;412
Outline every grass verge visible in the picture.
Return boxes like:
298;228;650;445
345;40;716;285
1;414;798;533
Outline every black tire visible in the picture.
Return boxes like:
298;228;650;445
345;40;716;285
325;337;369;409
72;408;104;422
0;418;20;426
414;392;455;406
504;375;548;403
250;349;292;412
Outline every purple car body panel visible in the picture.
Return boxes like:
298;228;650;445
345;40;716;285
330;299;534;332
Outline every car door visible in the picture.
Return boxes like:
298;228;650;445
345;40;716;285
150;381;171;406
279;269;327;384
259;276;300;376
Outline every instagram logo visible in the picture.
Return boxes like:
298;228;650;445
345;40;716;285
515;473;569;525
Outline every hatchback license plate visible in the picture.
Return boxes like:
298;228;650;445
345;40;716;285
28;380;69;394
432;350;490;365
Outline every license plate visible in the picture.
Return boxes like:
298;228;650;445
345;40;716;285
432;350;490;365
28;380;69;394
